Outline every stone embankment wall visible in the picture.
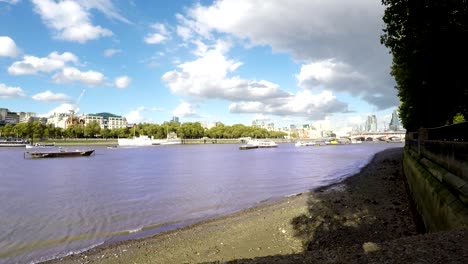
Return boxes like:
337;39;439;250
403;122;468;231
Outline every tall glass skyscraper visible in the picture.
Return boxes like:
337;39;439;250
389;110;399;131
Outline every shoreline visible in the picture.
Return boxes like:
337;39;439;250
43;146;466;263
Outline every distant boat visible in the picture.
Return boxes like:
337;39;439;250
117;135;156;147
25;149;95;159
160;132;182;145
240;139;278;150
25;143;56;149
0;138;28;147
294;141;315;147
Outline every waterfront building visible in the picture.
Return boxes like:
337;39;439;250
47;113;69;129
81;113;127;130
18;112;36;123
107;116;128;129
0;108;8;124
81;114;104;128
5;111;19;125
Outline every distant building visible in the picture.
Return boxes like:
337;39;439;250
366;115;378;132
5;111;19;125
45;111;127;130
47;113;69;129
107;116;127;129
81;114;104;128
0;108;8;124
171;116;180;124
18;112;36;123
201;121;221;129
81;112;127;129
388;110;400;131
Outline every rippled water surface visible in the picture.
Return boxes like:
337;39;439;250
0;142;403;263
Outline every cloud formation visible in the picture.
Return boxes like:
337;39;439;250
162;41;290;101
32;90;71;102
52;67;105;86
0;83;26;98
179;0;397;110
41;103;78;117
124;106;164;124
172;101;199;117
229;90;348;120
144;23;170;44
114;75;131;89
8;51;78;75
103;49;121;57
0;0;19;4
31;0;114;43
0;36;20;57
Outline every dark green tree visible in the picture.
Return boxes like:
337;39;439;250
381;0;468;131
84;121;101;138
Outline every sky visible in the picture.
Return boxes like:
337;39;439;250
0;0;399;132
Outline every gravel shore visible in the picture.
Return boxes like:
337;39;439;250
45;147;467;264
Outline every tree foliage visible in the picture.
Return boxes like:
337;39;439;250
0;121;287;140
381;0;468;131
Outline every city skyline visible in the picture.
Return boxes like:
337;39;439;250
1;0;399;132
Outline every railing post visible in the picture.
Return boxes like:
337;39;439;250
418;128;428;156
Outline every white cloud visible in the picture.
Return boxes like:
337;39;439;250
114;75;131;89
0;0;20;4
41;103;78;117
32;90;71;102
229;90;348;120
181;0;397;110
125;109;143;124
297;59;367;94
31;0;113;43
144;23;170;44
124;106;164;124
161;42;289;101
0;83;26;98
0;36;20;57
103;49;121;57
8;51;78;75
176;25;192;41
252;113;270;121
52;67;105;86
79;0;130;24
172;101;199;117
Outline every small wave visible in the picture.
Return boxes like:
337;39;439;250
285;192;303;197
33;242;104;264
127;227;142;234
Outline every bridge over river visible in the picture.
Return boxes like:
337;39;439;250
349;131;406;141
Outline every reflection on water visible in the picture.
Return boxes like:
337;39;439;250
0;142;402;263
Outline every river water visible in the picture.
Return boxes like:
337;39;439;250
0;142;403;263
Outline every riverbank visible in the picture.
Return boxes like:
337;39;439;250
44;147;467;263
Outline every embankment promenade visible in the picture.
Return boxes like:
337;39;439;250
45;147;467;264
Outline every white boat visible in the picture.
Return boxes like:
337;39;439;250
25;143;56;149
118;135;156;147
160;132;182;145
0;139;28;147
257;140;278;148
295;141;315;147
240;139;278;150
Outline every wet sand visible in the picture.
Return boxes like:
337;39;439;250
45;147;467;263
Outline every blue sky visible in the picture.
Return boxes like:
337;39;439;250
0;0;399;132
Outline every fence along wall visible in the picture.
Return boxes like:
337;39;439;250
404;122;468;231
